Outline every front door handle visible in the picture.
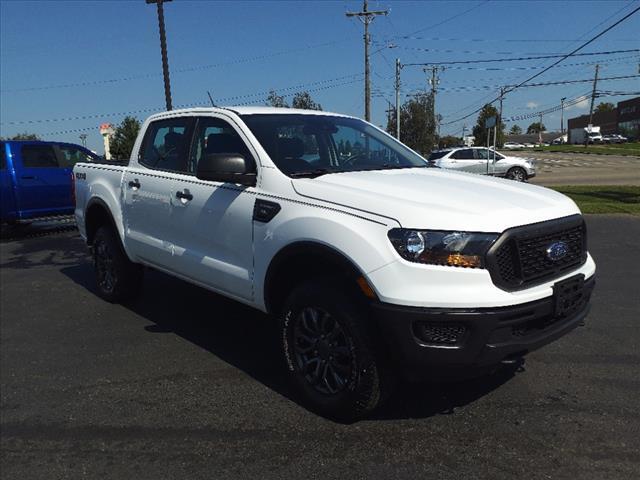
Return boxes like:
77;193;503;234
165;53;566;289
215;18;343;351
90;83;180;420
128;179;141;189
175;190;193;201
21;175;36;180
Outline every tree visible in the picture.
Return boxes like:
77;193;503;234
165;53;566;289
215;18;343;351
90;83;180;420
110;116;141;160
266;89;288;108
509;124;522;135
471;104;504;147
595;102;615;113
8;132;41;140
292;91;322;110
386;92;436;155
526;122;546;134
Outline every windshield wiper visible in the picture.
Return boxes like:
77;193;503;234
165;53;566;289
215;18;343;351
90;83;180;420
289;168;334;179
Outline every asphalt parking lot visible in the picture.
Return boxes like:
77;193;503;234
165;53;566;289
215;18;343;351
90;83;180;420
1;215;639;479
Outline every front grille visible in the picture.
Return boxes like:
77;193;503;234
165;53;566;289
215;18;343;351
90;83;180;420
486;215;587;291
413;322;467;346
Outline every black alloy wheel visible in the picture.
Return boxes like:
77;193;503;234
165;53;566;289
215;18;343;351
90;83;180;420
94;236;116;295
292;306;354;395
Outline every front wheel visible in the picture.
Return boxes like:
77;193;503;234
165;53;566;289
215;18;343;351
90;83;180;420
93;226;142;303
506;167;527;182
280;279;391;421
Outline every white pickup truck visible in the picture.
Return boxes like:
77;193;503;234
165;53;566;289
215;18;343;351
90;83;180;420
74;107;596;420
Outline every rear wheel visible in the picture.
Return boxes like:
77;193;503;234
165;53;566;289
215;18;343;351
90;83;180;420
93;226;142;303
506;167;527;182
280;279;391;421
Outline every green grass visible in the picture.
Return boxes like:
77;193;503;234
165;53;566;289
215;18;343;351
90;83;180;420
528;142;640;156
551;185;640;215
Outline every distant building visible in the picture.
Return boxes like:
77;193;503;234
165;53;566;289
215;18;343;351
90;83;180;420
99;123;115;160
567;96;639;142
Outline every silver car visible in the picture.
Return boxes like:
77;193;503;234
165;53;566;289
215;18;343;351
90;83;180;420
427;147;536;182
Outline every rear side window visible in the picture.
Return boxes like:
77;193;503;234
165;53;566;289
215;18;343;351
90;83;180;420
451;149;474;160
139;118;194;172
21;145;59;168
57;145;97;168
0;143;6;170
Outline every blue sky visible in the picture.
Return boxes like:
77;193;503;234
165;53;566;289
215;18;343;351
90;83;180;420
1;0;638;152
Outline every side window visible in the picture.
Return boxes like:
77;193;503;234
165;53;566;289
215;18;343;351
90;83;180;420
140;118;193;172
21;145;59;168
0;143;6;170
474;149;489;160
451;149;474;160
57;145;94;168
189;117;254;175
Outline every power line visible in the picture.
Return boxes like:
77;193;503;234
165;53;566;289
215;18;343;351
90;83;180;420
0;73;363;126
403;48;639;66
440;4;640;126
0;39;351;94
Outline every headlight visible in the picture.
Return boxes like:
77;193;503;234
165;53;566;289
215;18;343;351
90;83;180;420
387;229;498;268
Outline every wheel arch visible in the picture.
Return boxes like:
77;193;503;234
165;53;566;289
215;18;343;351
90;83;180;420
263;241;371;316
85;197;119;246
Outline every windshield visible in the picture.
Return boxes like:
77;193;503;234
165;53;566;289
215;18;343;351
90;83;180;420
240;114;427;177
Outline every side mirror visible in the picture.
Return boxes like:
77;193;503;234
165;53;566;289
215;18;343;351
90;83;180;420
196;153;257;187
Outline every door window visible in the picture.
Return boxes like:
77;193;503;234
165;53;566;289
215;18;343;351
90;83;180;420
139;118;194;172
21;145;59;168
474;149;489;159
188;117;254;175
451;149;474;160
57;145;97;168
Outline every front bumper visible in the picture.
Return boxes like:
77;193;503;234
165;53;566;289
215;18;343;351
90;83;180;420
372;274;594;381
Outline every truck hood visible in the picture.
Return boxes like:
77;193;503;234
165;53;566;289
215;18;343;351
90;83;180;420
292;168;580;232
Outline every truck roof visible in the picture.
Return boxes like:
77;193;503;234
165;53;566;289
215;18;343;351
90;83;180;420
147;106;355;122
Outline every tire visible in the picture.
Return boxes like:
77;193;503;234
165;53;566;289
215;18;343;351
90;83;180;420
93;225;143;303
280;279;391;421
506;167;527;182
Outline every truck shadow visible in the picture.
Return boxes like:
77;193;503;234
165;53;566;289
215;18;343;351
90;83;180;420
61;263;521;422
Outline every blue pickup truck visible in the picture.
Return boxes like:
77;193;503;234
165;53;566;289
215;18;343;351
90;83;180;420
1;140;101;224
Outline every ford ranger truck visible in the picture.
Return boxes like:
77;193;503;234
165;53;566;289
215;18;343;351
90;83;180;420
73;107;596;420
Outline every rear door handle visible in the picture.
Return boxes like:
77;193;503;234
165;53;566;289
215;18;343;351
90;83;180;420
175;190;193;201
21;175;36;180
128;179;141;189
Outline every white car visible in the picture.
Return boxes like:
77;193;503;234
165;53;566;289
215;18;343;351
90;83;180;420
73;107;594;420
503;141;524;150
428;147;536;182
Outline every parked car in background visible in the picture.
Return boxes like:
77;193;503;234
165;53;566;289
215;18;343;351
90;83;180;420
1;140;101;224
428;147;535;182
602;134;628;144
503;141;524;150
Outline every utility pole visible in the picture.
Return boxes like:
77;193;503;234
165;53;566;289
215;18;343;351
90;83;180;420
385;101;394;128
497;86;506;149
588;64;600;128
425;65;444;139
346;0;388;122
538;113;543;145
79;134;87;148
146;0;173;111
461;124;467;144
560;97;566;135
395;58;401;140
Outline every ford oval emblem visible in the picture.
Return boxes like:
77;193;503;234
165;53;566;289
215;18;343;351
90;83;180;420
546;241;568;261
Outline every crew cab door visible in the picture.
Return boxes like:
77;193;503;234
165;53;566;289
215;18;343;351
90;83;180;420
122;117;195;269
13;143;71;216
167;115;256;301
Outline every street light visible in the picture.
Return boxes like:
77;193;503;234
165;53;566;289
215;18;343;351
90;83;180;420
146;0;173;111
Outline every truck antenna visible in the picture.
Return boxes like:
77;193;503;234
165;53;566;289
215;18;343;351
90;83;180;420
207;91;217;107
